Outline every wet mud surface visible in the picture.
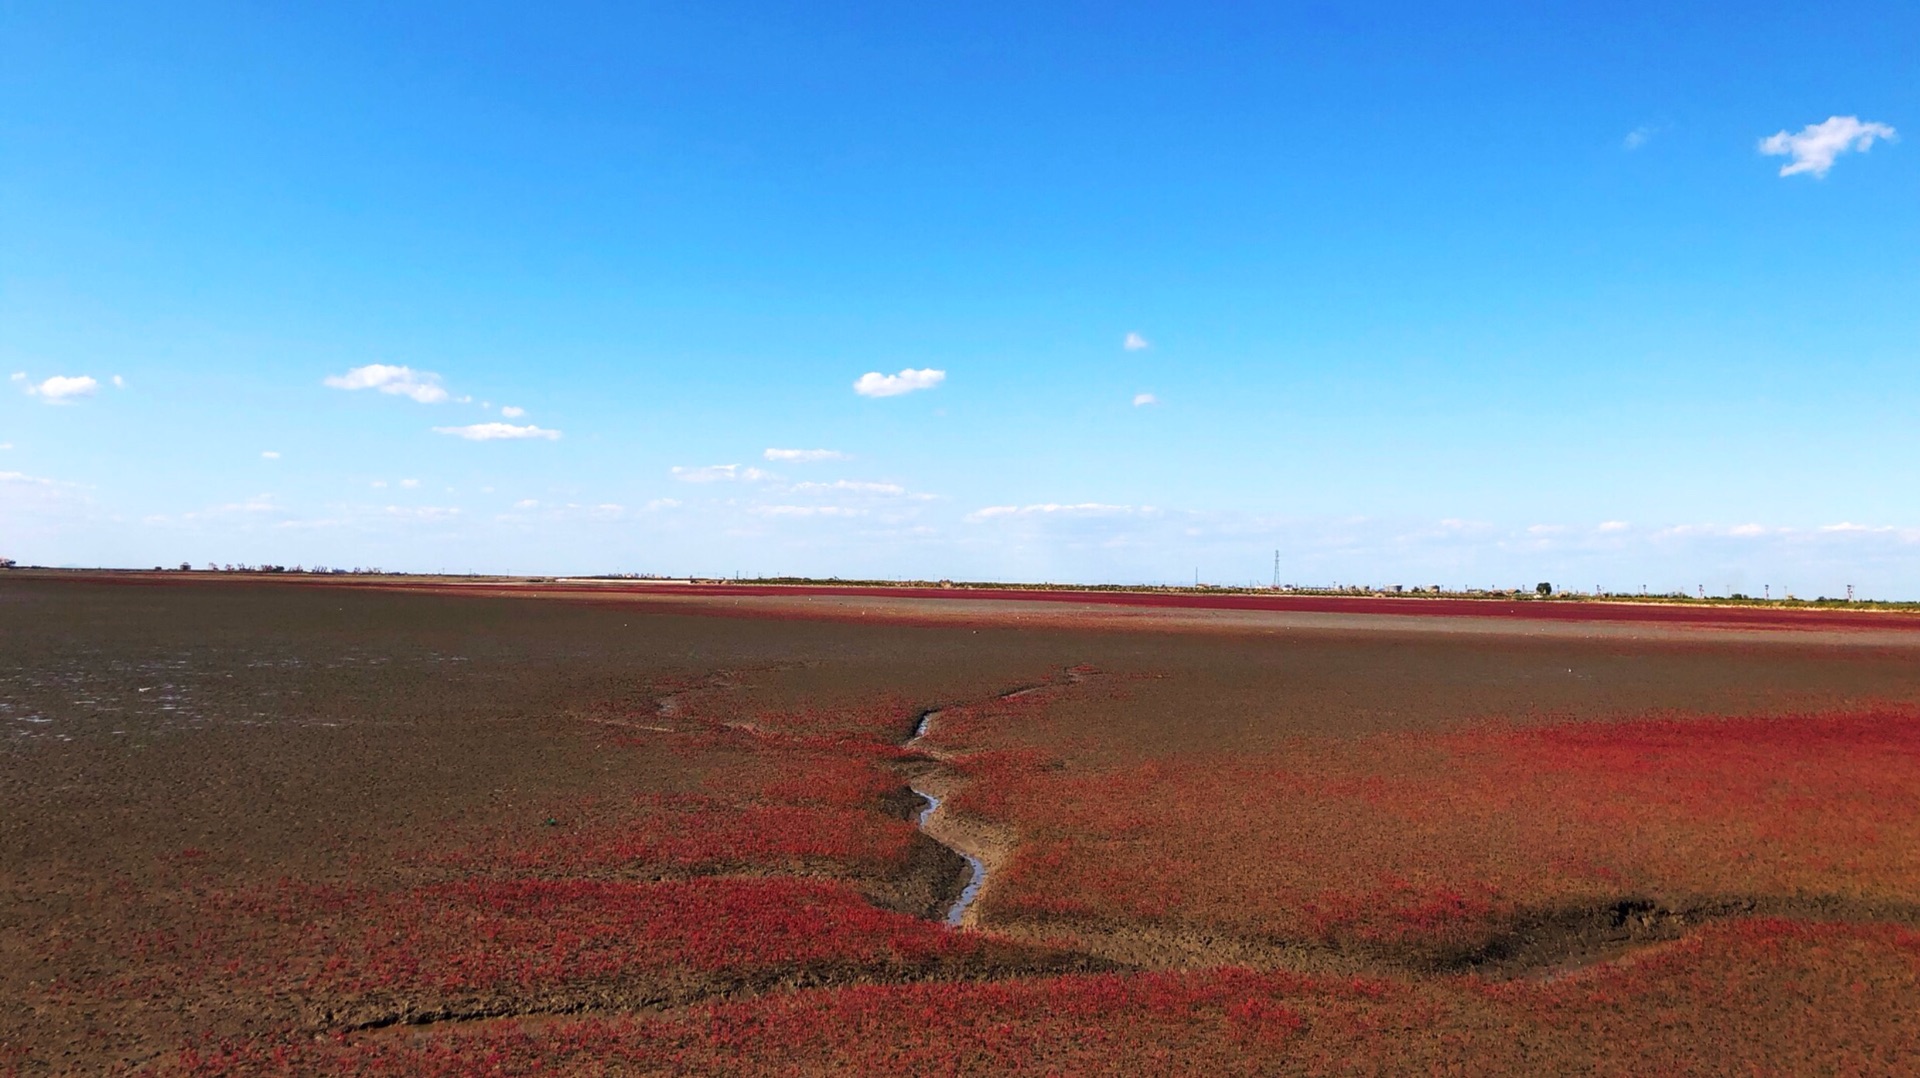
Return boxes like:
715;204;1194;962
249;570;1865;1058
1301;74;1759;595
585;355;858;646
7;573;1920;1074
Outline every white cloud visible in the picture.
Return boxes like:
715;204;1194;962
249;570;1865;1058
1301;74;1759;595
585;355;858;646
967;502;1143;522
644;498;681;511
400;478;421;489
672;464;770;483
24;375;99;401
432;422;562;441
0;470;55;486
514;498;539;509
500;405;526;418
8;373;22;382
111;375;126;389
751;505;868;518
324;364;450;404
789;479;905;496
0;443;12;451
1622;126;1656;151
260;451;281;460
1760;116;1896;178
385;505;461;521
1132;392;1158;407
1598;520;1629;532
853;368;945;397
765;448;849;462
1124;332;1151;351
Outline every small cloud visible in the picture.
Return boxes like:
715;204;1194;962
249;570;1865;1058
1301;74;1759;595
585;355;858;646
500;405;526;418
324;364;449;404
1760;116;1896;178
111;375;126;389
1622;125;1657;150
24;374;99;401
432;422;562;441
260;451;281;460
751;505;868;518
8;373;22;382
0;443;12;450
1729;523;1769;537
853;368;945;398
371;480;388;489
386;505;461;521
1132;392;1158;407
672;464;770;483
1527;524;1568;535
1597;520;1629;532
967;502;1142;522
400;479;421;489
514;498;540;509
789;479;905;495
765;448;849;462
644;498;681;511
1123;332;1151;351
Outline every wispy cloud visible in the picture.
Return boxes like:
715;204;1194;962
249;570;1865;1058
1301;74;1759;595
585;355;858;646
1622;125;1658;150
1760;116;1896;178
1123;332;1151;351
751;505;868;518
22;374;99;402
853;368;945;397
500;405;525;418
260;451;281;460
765;448;850;462
789;479;906;496
385;505;461;521
968;502;1145;522
433;422;561;441
324;364;449;403
1132;392;1158;407
672;464;770;483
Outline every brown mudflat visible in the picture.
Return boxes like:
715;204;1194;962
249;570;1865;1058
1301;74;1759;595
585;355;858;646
4;572;1919;1074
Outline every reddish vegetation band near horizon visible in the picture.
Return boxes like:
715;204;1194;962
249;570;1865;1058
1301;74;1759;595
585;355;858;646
65;571;1920;632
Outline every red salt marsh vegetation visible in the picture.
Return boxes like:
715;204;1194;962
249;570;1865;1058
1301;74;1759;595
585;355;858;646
166;918;1920;1076
943;701;1920;966
6;572;1920;1074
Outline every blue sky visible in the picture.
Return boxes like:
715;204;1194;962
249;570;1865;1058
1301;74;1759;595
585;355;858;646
3;2;1917;595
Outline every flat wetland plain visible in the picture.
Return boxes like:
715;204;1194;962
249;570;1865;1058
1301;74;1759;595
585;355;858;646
4;574;1920;1074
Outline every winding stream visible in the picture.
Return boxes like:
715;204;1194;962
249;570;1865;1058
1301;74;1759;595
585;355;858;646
904;709;987;927
912;787;987;926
